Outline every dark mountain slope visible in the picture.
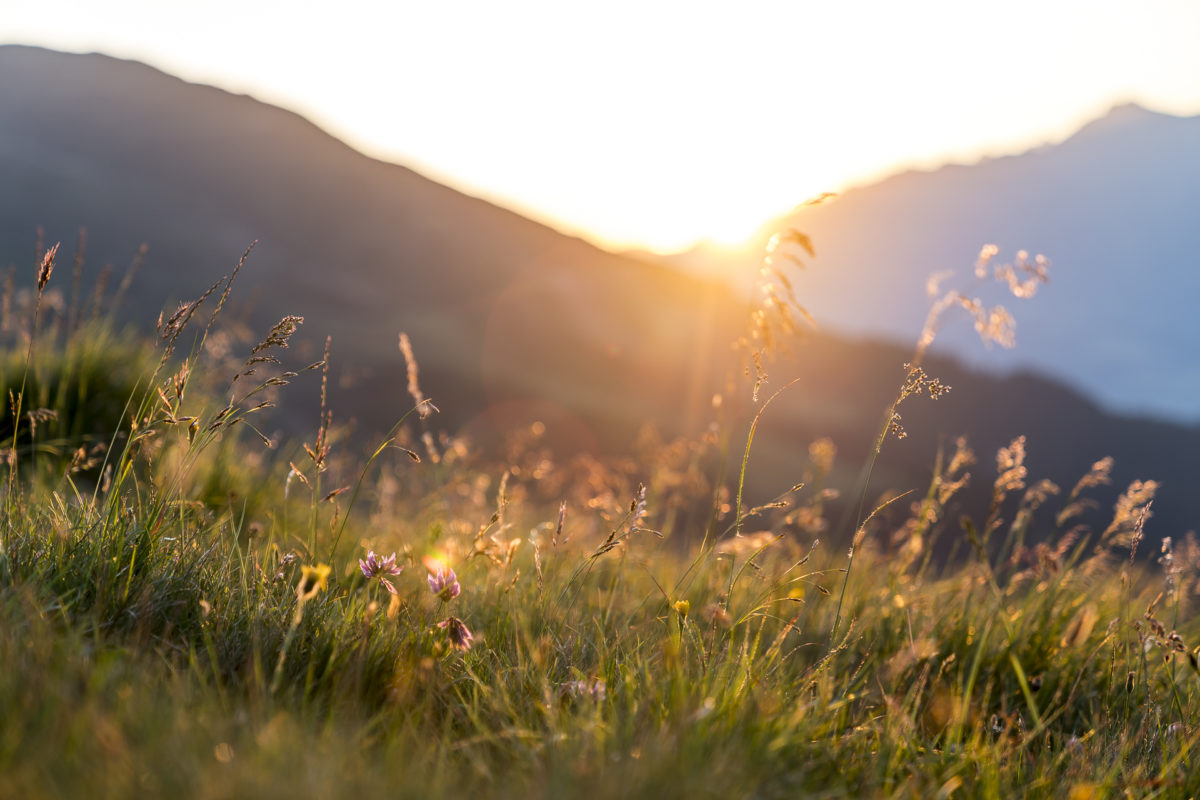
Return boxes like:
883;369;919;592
0;45;740;444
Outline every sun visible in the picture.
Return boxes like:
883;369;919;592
561;192;789;256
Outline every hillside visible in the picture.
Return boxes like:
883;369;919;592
1;45;1197;540
0;44;741;447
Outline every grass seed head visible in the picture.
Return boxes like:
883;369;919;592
36;242;59;293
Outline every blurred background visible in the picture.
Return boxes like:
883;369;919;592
2;1;1199;540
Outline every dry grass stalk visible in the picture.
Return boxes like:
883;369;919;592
158;276;223;351
1057;457;1114;528
399;332;431;420
1101;479;1159;553
36;243;58;293
739;225;820;401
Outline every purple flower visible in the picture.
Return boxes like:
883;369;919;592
359;550;403;595
426;563;461;602
437;616;474;651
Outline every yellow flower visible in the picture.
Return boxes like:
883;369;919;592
673;600;690;619
298;563;331;599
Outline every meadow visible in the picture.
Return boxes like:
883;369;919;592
0;234;1195;799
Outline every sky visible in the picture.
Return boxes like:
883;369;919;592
5;1;1200;253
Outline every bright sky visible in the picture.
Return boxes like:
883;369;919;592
5;1;1200;253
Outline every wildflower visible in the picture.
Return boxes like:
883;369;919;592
359;550;403;594
426;560;461;601
438;616;474;651
673;599;690;619
298;563;331;600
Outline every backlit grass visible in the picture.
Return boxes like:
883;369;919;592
0;237;1195;799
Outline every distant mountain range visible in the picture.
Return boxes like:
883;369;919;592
665;102;1200;423
2;45;1197;542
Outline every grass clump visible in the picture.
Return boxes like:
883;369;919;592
0;235;1197;800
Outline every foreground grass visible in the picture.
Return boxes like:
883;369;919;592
0;241;1197;799
1;433;1197;798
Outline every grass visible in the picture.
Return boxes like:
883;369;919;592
0;236;1197;799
